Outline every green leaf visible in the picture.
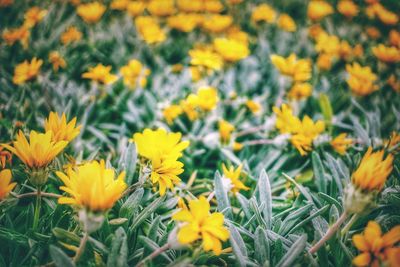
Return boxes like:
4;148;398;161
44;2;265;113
49;245;75;267
107;227;128;267
0;227;29;246
319;93;333;126
254;227;270;265
129;196;164;231
214;171;233;219
258;170;273;229
312;152;327;194
229;224;248;267
118;142;137;185
139;236;172;262
119;188;144;219
275;235;307;267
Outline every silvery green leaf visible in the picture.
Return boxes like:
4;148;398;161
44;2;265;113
258;170;273;229
229;224;248;267
107;227;128;267
214;171;233;219
49;245;75;267
275;235;307;267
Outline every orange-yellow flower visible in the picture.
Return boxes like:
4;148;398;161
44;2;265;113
172;196;230;255
82;64;118;85
57;160;127;211
120;59;150;89
163;105;183;124
346;63;378;96
213;38;249;62
352;147;393;192
273;104;301;134
2;130;68;169
167;13;202;33
337;0;359;18
372;44;400;64
251;4;276;23
76;2;106;24
287;83;313;100
352;221;400;267
135;16;166;44
189;47;223;71
2;26;30;48
222;164;249;194
389;30;400;48
60;26;82;45
270;54;312;82
307;1;334;21
277;14;296;32
147;0;175;16
0;169;16;200
23;6;47;28
202;15;233;33
331;133;352;155
44;112;81;143
219;119;234;143
13;57;42;85
48;51;67;72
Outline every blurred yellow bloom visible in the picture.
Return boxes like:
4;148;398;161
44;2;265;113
366;27;381;39
373;3;398;25
287;83;313;100
150;155;184;196
307;1;334;21
308;24;325;39
82;64;118;85
2;26;30;49
110;0;129;10
222;164;249;194
172;196;230;255
2;130;67;169
337;0;359;18
251;4;276;23
49;51;66;72
120;59;150;89
189;66;202;82
372;44;400;64
135;16;166;44
331;133;352;155
76;2;106;24
57;160;127;211
290;134;313;156
167;13;201;33
147;0;175;16
352;147;393;192
202;15;233;33
180;96;199;120
204;0;223;13
133;128;189;161
315;33;340;56
389;30;400;48
189;47;223;71
0;169;16;200
385;132;400;152
352;221;400;267
126;1;145;16
23;6;47;28
227;26;249;45
176;0;203;12
346;63;378;96
219;119;234;144
277;14;296;32
233;141;243;151
388;75;400;93
60;26;82;45
299;116;325;141
13;57;42;85
45;112;81;143
196;86;219;112
317;53;333;71
246;100;262;114
338;40;352;60
0;147;12;169
213;38;249;62
273;104;301;134
270;54;312;82
163;105;183;124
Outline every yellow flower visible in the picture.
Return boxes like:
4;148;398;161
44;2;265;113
317;53;333;71
366;27;381;39
189;47;223;71
76;2;106;24
372;44;400;64
352;221;400;267
337;0;359;18
48;51;67;72
352;147;393;192
251;4;276;23
308;24;325;39
315;33;340;56
374;4;399;25
196;86;218;112
176;0;203;12
163;105;183;124
219;120;234;144
82;64;118;85
213;38;249;62
389;30;400;48
388;75;400;93
44;112;81;142
287;83;313;100
385;132;400;152
0;169;16;200
204;0;223;13
57;160;127;211
2;130;68;169
2;26;30;49
346;63;378;96
180;97;199;121
135;16;166;45
307;1;334;21
0;146;12;169
13;57;42;85
150;155;184;196
120;59;149;89
273;104;301;134
299;116;325;141
338;40;353;60
246;100;262;114
270;54;312;82
202;15;233;33
227;26;249;46
23;6;47;28
172;196;230;255
126;1;145;16
110;0;129;10
331;133;352;155
277;14;296;32
167;13;201;33
291;134;313;156
222;164;249;194
233;141;243;151
60;26;82;45
133;128;189;161
147;0;175;16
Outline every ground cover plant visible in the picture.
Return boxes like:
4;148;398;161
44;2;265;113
0;0;400;266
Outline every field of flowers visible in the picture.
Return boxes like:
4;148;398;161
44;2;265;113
0;0;399;266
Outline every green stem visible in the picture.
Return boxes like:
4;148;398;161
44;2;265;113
32;187;42;230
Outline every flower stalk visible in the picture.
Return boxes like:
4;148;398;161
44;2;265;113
32;186;42;230
136;243;171;267
74;231;89;263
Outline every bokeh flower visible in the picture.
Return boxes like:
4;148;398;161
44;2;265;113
0;169;16;200
76;2;106;24
13;57;42;85
82;64;118;85
44;112;81;142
